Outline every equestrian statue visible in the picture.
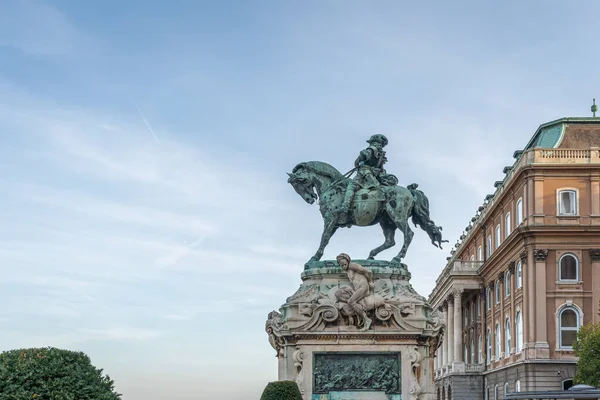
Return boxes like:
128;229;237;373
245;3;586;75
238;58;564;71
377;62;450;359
287;134;448;266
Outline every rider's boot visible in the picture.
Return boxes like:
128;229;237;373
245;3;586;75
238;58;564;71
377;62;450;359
339;181;356;215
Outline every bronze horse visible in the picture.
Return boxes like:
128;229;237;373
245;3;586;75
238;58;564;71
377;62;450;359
287;161;447;265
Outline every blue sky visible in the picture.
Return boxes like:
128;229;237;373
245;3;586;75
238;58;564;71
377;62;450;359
1;1;599;399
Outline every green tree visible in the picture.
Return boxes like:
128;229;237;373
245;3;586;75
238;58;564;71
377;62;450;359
0;347;121;400
573;304;600;388
260;380;302;400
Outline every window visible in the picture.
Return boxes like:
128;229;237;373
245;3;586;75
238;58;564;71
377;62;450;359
559;253;579;281
486;288;491;310
558;306;580;349
485;387;489;400
470;340;475;364
478;296;481;317
505;317;512;355
562;379;574;391
495;225;501;248
516;261;522;289
487;236;492;256
471;254;475;261
515;380;521;392
504;382;510;396
464;308;469;326
478;334;482;363
478;246;483;261
505;271;511;297
505;212;511;238
516;198;523;225
495;280;500;304
486;329;492;363
516;310;523;353
495;323;501;359
494;384;499;400
558;190;577;215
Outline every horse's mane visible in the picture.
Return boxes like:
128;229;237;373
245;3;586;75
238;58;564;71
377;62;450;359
292;161;344;181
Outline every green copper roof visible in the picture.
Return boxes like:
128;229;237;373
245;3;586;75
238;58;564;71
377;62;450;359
522;117;600;151
535;123;564;148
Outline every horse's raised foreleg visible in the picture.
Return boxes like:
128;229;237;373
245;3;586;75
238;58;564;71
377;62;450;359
367;219;396;260
309;218;339;262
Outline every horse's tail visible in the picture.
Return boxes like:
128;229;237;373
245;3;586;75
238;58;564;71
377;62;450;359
407;183;449;249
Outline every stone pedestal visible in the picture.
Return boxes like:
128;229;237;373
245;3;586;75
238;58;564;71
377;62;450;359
266;260;445;400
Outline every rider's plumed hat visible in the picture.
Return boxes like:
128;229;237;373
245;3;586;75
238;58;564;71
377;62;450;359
366;134;388;147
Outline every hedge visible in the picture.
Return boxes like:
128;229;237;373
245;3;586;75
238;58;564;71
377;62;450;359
0;347;121;400
260;380;303;400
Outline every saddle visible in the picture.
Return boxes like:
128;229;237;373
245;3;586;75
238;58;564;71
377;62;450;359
352;187;386;226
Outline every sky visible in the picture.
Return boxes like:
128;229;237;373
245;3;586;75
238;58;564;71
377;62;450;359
0;0;599;399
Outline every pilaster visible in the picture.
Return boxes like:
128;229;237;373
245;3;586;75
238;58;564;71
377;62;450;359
533;249;549;358
590;249;600;324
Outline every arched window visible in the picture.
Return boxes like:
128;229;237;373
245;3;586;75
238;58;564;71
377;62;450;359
495;280;500;304
559;253;579;281
505;317;512;355
437;387;441;400
485;386;489;400
505;212;511;238
494;384;499;400
505;271;511;297
464;344;468;363
515;310;523;353
495;323;501;359
558;189;577;215
486;329;492;363
442;386;446;400
495;225;501;248
516;261;522;289
478;334;482;363
448;385;452;400
486;287;491;310
478;296;481;317
471;254;475;261
516;198;523;225
558;306;581;349
515;380;521;392
487;236;492;256
478;246;483;261
504;382;510;396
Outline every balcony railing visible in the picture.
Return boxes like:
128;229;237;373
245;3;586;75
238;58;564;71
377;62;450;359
452;261;484;272
465;363;485;373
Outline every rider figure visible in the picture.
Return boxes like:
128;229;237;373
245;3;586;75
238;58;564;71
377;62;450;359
340;134;389;214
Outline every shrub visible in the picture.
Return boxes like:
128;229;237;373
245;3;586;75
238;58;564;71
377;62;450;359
573;322;600;388
260;380;302;400
0;347;121;400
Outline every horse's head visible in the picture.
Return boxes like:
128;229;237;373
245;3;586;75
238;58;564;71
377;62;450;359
287;171;317;205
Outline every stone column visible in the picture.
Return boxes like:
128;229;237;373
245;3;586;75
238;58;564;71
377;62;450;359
590;249;600;324
453;288;464;371
447;294;454;367
442;302;448;368
533;249;549;358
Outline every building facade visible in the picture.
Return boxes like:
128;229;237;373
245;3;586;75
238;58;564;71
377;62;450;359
428;117;600;400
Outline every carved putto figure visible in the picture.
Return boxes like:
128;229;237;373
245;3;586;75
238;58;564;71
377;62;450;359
335;253;375;331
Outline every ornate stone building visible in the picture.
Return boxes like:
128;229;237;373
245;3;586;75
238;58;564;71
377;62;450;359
428;117;600;400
